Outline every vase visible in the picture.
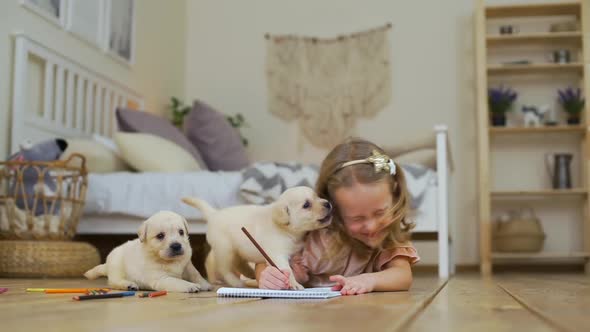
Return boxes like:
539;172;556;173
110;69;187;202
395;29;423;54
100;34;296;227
490;113;506;126
567;114;581;125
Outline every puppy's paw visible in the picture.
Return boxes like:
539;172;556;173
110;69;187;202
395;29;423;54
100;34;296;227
127;283;139;291
186;283;201;293
199;281;213;291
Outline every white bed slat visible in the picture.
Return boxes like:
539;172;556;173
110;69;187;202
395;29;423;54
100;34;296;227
65;70;75;129
75;76;84;131
84;80;93;134
43;61;54;121
53;65;64;126
103;90;112;136
94;84;102;134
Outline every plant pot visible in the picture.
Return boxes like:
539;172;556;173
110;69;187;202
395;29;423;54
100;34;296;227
567;114;581;125
490;113;506;126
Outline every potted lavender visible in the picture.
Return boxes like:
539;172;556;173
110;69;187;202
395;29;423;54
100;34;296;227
558;87;585;125
488;86;517;126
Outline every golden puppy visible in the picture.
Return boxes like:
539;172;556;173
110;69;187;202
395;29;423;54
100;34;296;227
84;211;211;292
182;186;332;290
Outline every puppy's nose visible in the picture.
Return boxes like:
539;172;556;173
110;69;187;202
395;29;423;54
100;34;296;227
170;242;182;252
323;201;332;211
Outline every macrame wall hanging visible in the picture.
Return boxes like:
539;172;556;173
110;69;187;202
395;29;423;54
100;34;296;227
265;23;392;149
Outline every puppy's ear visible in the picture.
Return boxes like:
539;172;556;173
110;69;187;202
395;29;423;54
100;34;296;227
272;203;290;226
182;217;190;237
138;220;148;243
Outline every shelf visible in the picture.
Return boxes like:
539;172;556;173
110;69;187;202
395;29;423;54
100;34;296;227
491;189;587;198
492;252;590;259
486;32;582;46
486;2;581;18
487;62;584;75
489;126;586;135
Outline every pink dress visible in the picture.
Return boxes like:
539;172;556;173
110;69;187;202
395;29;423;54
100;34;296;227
290;228;420;287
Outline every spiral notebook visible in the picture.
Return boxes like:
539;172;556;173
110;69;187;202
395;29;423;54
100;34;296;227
216;287;342;299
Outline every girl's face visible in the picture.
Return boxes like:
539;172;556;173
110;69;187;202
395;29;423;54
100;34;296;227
333;180;393;248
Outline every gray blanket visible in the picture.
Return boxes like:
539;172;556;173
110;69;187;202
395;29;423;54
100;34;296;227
239;162;436;209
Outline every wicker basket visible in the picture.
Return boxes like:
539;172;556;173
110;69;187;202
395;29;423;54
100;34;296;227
493;208;546;252
0;154;88;240
0;240;100;277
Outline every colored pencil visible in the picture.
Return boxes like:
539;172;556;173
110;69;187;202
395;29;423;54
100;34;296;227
26;288;46;292
45;288;109;294
0;288;8;294
241;227;278;268
73;291;135;301
138;291;167;298
148;291;167;298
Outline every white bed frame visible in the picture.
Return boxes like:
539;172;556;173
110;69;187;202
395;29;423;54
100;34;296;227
9;34;455;279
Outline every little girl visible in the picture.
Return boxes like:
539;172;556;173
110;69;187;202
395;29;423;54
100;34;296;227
255;138;420;295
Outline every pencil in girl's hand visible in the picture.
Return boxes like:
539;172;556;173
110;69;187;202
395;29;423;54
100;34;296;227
241;226;278;268
73;291;135;301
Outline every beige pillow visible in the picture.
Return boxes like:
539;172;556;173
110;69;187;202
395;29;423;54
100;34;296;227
61;139;130;173
114;132;201;172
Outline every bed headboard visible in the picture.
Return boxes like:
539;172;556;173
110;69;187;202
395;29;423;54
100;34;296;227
10;34;145;154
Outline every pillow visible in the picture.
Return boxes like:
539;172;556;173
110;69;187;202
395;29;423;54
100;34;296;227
115;108;208;170
92;134;120;155
60;139;130;173
184;100;250;171
114;132;201;172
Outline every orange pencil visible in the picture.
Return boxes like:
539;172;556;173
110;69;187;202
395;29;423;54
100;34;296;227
148;291;167;298
45;288;109;294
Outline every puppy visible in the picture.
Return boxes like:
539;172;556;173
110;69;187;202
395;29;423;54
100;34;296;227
84;211;211;292
182;186;332;290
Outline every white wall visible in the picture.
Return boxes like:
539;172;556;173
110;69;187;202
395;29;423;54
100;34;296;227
0;0;187;158
184;0;476;264
184;0;588;265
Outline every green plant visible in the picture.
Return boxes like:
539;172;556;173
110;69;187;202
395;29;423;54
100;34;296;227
488;85;518;113
226;113;248;146
168;97;191;128
558;87;585;114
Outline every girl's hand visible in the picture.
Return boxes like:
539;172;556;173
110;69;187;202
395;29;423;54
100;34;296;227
329;274;375;295
259;266;291;290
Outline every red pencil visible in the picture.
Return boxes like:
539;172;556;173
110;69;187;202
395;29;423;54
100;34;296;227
148;291;167;298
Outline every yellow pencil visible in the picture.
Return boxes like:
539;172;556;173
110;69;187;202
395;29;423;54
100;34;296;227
45;288;109;294
26;288;46;292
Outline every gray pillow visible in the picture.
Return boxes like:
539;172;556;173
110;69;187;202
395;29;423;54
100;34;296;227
115;108;208;170
184;100;250;171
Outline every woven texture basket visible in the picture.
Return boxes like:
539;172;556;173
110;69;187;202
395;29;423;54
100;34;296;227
0;153;88;240
493;208;546;252
0;240;100;277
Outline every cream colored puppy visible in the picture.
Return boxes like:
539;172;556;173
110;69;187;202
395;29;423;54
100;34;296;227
84;211;211;292
182;186;332;290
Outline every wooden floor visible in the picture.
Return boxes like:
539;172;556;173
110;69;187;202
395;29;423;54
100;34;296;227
0;274;588;332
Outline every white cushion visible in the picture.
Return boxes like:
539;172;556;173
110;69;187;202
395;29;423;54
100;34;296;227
61;139;130;173
114;132;201;172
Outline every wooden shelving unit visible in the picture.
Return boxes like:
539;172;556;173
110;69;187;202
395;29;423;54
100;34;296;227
491;188;587;198
486;31;583;46
487;62;584;74
475;0;590;275
492;252;590;259
489;125;586;135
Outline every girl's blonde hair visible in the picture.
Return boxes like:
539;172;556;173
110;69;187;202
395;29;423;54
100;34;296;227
316;137;414;252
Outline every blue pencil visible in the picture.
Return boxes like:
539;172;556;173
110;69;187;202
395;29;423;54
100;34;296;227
73;291;135;301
